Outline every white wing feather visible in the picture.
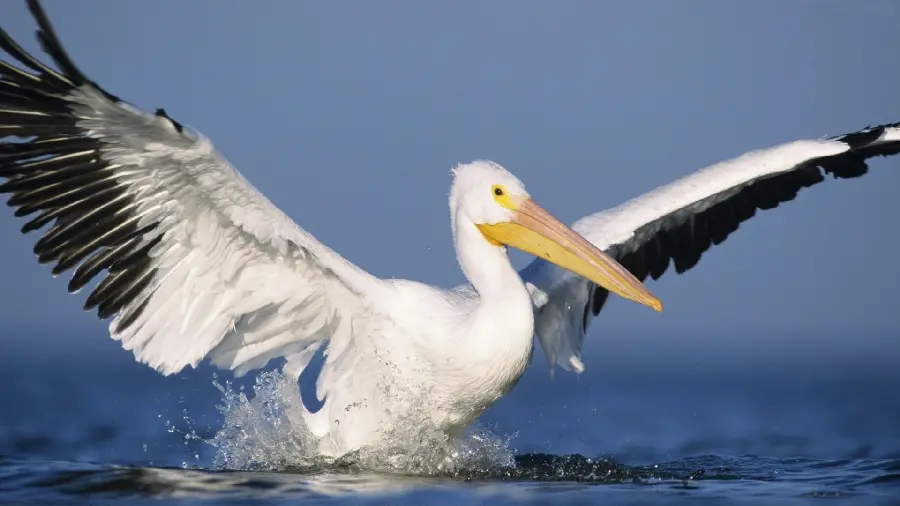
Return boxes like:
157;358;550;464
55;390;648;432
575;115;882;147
0;5;386;380
522;125;900;375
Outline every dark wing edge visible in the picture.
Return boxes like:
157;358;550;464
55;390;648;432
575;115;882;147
587;123;900;321
0;0;190;333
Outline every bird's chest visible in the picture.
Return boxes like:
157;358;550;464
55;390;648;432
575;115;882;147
431;303;535;427
378;284;535;430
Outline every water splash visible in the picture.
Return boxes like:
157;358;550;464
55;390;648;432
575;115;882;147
203;370;517;476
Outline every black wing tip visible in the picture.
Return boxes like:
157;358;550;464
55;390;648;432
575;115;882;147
0;0;121;104
24;0;84;84
835;125;886;150
3;1;187;127
822;121;900;180
833;121;900;151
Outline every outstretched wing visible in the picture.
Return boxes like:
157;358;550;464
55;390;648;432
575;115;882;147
0;0;386;377
521;123;900;375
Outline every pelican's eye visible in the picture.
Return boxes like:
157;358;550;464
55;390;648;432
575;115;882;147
491;184;518;209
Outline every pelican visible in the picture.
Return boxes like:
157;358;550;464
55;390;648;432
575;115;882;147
1;1;898;459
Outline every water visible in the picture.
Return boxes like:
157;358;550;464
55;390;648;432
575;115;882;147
1;334;899;505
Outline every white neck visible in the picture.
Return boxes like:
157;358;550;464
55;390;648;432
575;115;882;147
447;217;536;409
455;221;520;300
453;218;535;339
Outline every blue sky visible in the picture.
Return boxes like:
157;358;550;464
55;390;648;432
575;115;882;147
1;0;898;372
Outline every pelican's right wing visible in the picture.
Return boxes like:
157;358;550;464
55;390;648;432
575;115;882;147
521;122;900;375
0;1;386;376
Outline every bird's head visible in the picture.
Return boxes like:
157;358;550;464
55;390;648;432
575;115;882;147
450;160;662;313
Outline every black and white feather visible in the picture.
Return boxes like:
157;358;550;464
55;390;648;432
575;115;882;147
521;123;900;374
0;0;382;376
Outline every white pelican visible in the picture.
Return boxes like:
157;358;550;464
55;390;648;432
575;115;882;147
1;1;898;458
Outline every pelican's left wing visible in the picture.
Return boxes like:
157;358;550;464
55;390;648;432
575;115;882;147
521;122;900;375
0;1;386;376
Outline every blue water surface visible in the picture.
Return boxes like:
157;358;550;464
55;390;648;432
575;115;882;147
1;330;898;505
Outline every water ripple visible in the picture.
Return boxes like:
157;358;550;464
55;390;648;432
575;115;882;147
2;453;899;504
